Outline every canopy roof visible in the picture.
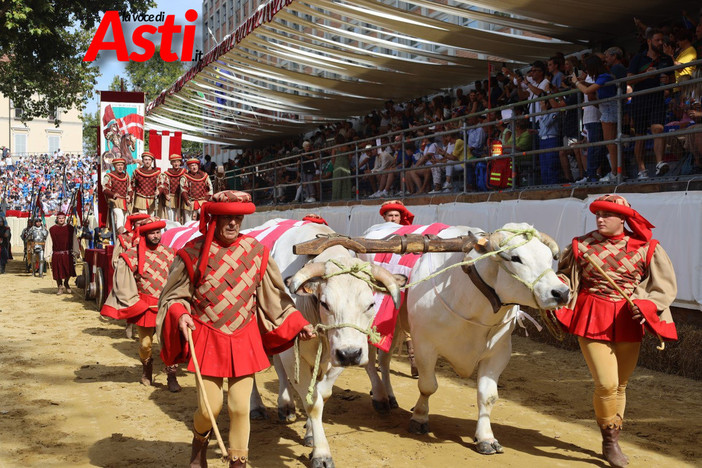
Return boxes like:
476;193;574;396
146;0;692;147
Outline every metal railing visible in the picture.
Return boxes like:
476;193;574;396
221;59;702;205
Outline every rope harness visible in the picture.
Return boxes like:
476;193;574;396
292;227;562;405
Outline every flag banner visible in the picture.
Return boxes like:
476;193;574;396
149;130;183;171
98;91;145;227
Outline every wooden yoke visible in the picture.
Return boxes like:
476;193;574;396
293;233;477;255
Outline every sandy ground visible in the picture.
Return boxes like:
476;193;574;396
0;255;701;468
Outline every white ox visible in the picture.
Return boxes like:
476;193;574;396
247;220;405;468
365;222;569;454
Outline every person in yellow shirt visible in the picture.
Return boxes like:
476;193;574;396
664;28;696;83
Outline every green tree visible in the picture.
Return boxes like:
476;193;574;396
81;111;99;154
0;0;153;120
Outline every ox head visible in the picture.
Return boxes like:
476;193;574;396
287;257;406;367
471;223;570;310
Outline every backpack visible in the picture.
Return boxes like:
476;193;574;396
487;157;513;190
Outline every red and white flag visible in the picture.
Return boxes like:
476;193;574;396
149;130;182;171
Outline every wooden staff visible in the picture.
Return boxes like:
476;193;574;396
293;233;477;256
186;328;228;458
584;254;665;351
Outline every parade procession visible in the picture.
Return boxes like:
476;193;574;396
2;1;702;467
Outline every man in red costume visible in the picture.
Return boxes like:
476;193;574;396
111;212;152;340
131;151;161;215
180;157;213;223
159;153;186;222
45;212;79;294
378;200;417;377
101;216;182;392
157;190;315;468
555;194;677;468
102;157;132;231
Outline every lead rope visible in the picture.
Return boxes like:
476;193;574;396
293;322;381;405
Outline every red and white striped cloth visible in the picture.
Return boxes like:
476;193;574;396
364;223;449;351
161;218;312;253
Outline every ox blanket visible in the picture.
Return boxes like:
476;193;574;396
161;219;313;252
362;223;448;351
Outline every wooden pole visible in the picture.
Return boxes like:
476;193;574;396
584;254;665;351
186;328;229;458
293;233;476;256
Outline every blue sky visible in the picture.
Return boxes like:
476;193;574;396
85;0;203;115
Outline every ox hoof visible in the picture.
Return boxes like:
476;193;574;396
278;406;297;422
310;455;334;468
475;440;504;455
372;399;391;414
250;408;269;420
303;435;314;447
408;419;430;435
389;396;399;409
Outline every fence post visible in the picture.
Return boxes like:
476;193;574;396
616;84;623;184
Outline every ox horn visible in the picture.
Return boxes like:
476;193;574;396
536;231;560;260
370;264;404;309
287;262;326;296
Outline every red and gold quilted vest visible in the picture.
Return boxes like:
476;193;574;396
132;167;160;197
178;236;267;334
575;232;653;300
121;243;175;298
183;171;210;201
162;168;185;195
106;172;130;197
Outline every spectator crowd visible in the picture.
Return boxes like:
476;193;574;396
217;12;702;203
0;150;98;215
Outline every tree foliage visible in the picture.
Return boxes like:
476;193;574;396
0;0;153;120
81;111;99;154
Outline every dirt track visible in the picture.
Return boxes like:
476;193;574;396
0;255;700;467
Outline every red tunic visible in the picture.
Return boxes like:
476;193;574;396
159;168;185;209
49;225;76;280
131;167;160;210
103;171;131;211
101;243;175;327
181;171;212;210
555;232;656;342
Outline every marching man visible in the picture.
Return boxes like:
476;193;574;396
159;153;186;222
131;151;161;215
157;190;315;467
101;216;182;392
180;157;213;223
102;157;132;231
45;212;79;295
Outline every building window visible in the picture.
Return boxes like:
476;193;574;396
48;134;61;154
14;133;27;155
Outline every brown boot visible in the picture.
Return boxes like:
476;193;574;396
166;365;182;393
228;450;248;468
600;416;628;467
405;339;419;378
140;358;153;386
190;429;211;468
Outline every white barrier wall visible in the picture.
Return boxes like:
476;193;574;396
8;192;699;310
242;192;702;311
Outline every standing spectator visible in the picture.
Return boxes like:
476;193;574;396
548;55;565;88
664;27;696;84
575;56;620;182
627;28;675;179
